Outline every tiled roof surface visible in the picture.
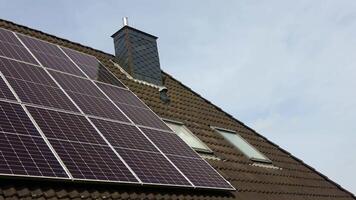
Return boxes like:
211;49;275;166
0;18;355;200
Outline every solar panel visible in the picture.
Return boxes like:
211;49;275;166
0;77;16;101
28;107;106;145
98;83;147;108
27;106;139;182
61;47;125;87
50;139;138;182
115;148;191;186
0;57;79;112
49;70;130;122
0;28;38;64
17;34;85;77
49;70;107;98
90;118;158;152
168;155;234;189
0;101;68;178
140;128;200;159
118;104;171;131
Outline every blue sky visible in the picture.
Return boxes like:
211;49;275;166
1;0;355;193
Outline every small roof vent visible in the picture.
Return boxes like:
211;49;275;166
159;87;170;104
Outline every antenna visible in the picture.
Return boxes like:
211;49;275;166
122;17;129;26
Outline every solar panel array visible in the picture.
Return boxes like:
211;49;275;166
0;27;235;190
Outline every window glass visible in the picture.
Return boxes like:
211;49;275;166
216;128;270;163
165;121;212;153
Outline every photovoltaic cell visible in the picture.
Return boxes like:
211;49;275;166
27;106;106;145
61;47;125;87
0;101;68;178
118;104;171;131
115;148;191;186
90;118;158;152
0;29;38;64
98;83;147;108
27;106;138;182
17;34;85;77
141;128;200;158
50;139;138;182
0;57;79;112
168;155;234;189
0;77;16;100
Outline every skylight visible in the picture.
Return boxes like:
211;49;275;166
164;120;212;153
214;127;271;163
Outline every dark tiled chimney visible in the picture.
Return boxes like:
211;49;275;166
112;19;162;85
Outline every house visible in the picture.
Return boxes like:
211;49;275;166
0;18;355;200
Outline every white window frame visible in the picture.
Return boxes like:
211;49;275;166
163;119;213;153
212;126;272;163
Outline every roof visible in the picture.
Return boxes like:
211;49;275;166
0;18;355;200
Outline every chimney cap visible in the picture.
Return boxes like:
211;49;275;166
111;25;158;39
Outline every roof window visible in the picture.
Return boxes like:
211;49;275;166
164;120;212;153
213;127;271;163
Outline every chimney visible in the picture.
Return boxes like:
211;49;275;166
111;18;162;85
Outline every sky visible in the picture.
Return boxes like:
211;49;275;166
1;0;355;194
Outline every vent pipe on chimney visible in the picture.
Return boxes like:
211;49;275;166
122;17;128;26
